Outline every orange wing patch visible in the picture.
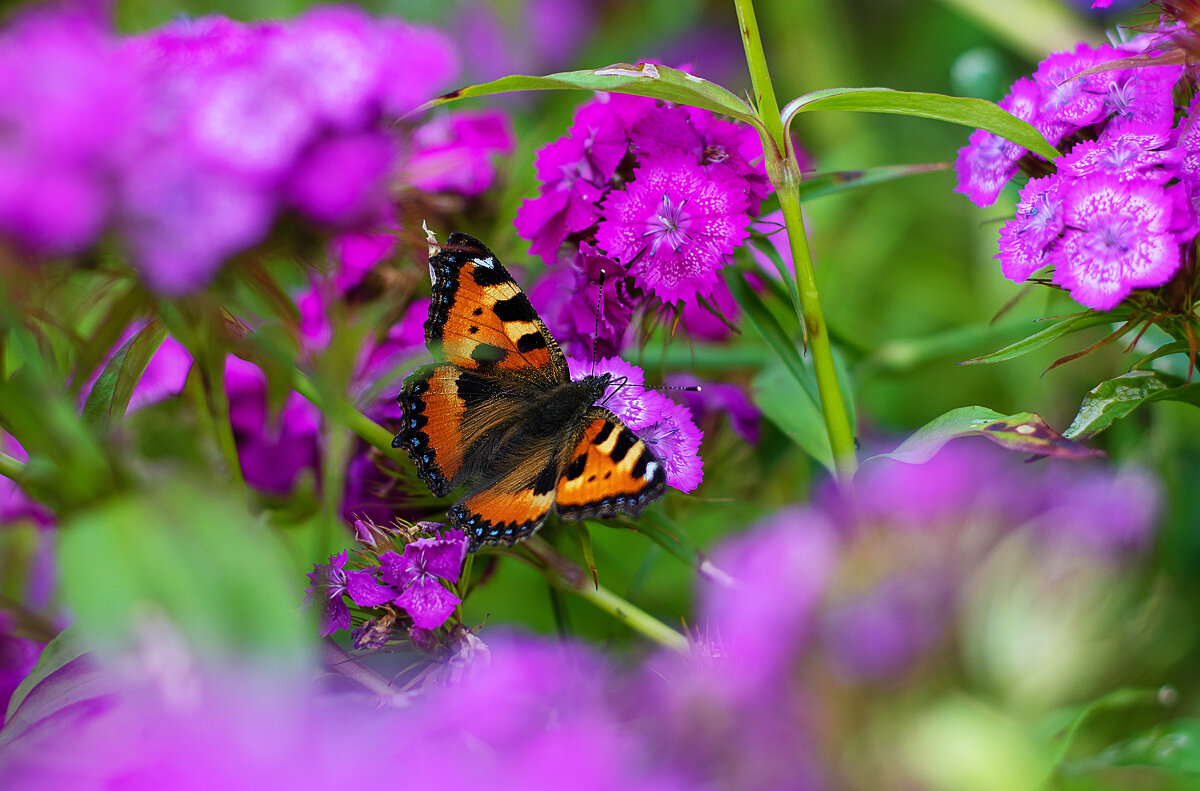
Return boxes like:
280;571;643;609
394;364;525;497
426;233;567;379
556;408;667;520
450;457;561;548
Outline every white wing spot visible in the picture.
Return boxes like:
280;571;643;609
428;262;438;286
643;461;660;481
474;257;496;269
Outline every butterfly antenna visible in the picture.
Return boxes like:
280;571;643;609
590;269;606;375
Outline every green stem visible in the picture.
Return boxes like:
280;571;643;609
292;372;399;456
734;0;858;479
0;451;25;481
523;536;689;652
321;639;408;705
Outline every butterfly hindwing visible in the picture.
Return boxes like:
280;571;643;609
556;407;667;521
427;232;569;381
450;452;564;549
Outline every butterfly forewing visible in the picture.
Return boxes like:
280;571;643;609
426;233;569;382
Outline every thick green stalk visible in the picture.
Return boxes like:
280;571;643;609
523;536;689;652
0;451;24;482
734;0;858;478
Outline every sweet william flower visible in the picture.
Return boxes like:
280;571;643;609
379;530;468;629
564;356;705;491
304;551;394;636
997;175;1065;282
597;152;750;305
633;394;704;493
1051;174;1191;310
954;78;1041;207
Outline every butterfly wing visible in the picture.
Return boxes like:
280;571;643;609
426;232;569;382
556;407;667;520
395;364;528;497
450;450;564;549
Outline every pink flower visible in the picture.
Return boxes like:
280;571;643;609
597;153;750;305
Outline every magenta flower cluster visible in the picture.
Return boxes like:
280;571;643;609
0;441;1160;790
0;4;470;294
955;29;1198;310
305;522;469;637
516;90;771;358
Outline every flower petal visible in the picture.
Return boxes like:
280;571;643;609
395;577;461;630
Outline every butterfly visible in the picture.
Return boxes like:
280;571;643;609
393;231;667;551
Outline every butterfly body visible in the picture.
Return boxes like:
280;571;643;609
394;232;667;551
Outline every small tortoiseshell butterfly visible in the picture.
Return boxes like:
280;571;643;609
393;232;667;551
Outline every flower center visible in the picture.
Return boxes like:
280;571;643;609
645;193;692;254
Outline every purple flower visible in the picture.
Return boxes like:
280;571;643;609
629;105;770;211
565;355;653;429
116;145;277;295
1031;466;1160;556
0;6;138;255
820;574;953;681
515;136;607;262
379;531;468;629
405;110;515;196
225;357;322;495
304;551;393;636
1099;65;1183;140
285;131;398;226
997;175;1066;282
1060;133;1181;183
562;356;704;490
1050;174;1191;310
700;506;840;694
633;394;704;492
665;372;760;444
1031;43;1121;144
529;243;633;359
597;152;750;305
954;78;1041;206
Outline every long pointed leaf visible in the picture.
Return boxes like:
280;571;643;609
871;405;1102;465
81;321;168;427
782;87;1059;161
961;312;1120;365
420;63;762;128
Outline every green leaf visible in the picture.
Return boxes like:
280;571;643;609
81;320;168;427
628;509;704;570
726;269;809;387
1065;370;1200;440
419;63;763;128
782;87;1059;161
795;162;952;202
58;479;313;664
1068;719;1200;775
873;405;1103;465
961;312;1119;365
746;235;803;334
0;629;115;750
753;361;832;472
